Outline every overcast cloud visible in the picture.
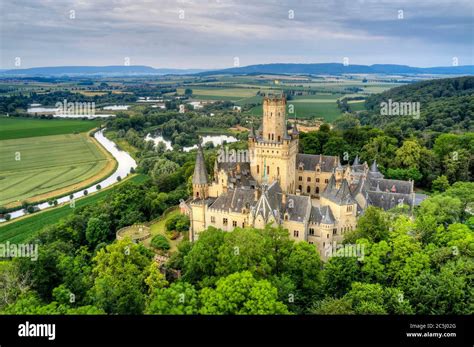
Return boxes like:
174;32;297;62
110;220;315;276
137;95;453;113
1;0;473;69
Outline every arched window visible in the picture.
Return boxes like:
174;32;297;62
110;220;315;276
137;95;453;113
316;187;320;194
307;186;311;193
298;185;302;191
277;136;281;142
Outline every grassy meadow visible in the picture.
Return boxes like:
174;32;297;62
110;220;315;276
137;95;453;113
0;117;101;140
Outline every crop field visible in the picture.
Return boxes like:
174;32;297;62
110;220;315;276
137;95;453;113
177;87;260;100
248;94;343;122
0;117;100;140
0;133;114;207
0;174;148;243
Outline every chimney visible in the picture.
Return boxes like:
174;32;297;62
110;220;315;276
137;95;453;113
282;193;287;205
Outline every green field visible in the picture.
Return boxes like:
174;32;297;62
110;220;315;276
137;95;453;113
0;175;148;243
0;117;101;140
248;97;343;122
0;133;112;206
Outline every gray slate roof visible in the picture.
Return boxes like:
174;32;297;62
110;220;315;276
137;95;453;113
309;205;335;225
192;145;208;185
296;154;338;172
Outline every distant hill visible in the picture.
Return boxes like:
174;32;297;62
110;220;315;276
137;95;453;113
200;63;474;76
2;63;473;77
359;76;474;133
0;65;207;76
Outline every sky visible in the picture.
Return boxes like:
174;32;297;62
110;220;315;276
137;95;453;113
1;0;473;69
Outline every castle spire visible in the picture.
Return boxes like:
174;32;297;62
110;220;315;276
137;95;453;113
370;159;379;173
192;143;208;185
353;155;360;166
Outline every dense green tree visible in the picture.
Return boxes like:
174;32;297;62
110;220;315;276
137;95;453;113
199;271;289;315
183;227;225;287
146;282;198;314
89;239;152;314
345;207;390;243
85;217;110;247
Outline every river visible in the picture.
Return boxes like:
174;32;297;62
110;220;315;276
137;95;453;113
0;129;137;222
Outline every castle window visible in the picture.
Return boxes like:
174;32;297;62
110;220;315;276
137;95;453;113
309;228;315;235
211;216;215;223
294;230;299;237
267;166;270;174
298;185;302;191
223;218;228;226
232;221;237;227
309;241;314;245
268;134;271;140
316;178;320;183
278;136;281;142
257;165;259;174
327;234;329;238
307;186;311;193
333;228;337;235
325;179;329;183
299;176;302;181
307;177;311;182
347;205;353;212
242;222;245;228
316;187;319;194
277;167;280;176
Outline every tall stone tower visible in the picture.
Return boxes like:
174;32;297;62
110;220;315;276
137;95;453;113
262;95;286;142
249;94;298;193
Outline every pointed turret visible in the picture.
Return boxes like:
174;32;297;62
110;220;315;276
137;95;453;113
335;179;355;204
249;124;256;139
370;159;379;173
324;174;336;193
193;144;208;185
321;207;334;224
353;155;360;166
292;121;299;136
192;144;209;199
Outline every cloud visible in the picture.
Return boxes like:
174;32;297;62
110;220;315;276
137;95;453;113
1;0;473;68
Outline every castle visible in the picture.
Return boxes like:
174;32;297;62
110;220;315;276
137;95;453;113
182;95;416;259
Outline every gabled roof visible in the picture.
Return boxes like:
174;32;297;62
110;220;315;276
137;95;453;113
309;205;335;225
296;154;338;172
282;194;311;223
209;187;255;212
322;178;356;205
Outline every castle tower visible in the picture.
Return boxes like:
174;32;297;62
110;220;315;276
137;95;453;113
192;144;209;199
262;95;287;143
249;94;298;193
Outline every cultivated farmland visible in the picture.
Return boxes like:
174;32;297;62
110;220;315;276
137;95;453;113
0;132;115;207
0;117;100;140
